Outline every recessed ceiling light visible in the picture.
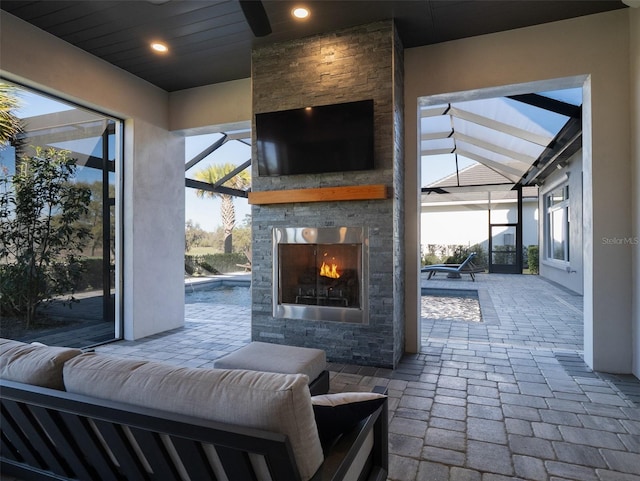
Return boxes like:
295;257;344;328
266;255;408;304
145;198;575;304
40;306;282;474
151;42;169;53
292;6;310;19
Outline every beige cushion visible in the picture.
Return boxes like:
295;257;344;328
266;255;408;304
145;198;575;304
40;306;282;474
63;353;324;481
214;341;326;381
0;338;82;390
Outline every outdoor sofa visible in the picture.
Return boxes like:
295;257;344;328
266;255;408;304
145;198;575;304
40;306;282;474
0;338;388;481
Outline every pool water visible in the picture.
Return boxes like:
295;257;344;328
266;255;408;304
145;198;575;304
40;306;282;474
185;284;251;307
421;289;482;323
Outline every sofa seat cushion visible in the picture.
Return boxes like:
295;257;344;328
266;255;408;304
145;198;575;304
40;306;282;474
63;353;324;481
0;338;82;390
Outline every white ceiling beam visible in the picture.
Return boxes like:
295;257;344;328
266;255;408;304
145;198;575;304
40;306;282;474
456;148;523;182
453;132;536;166
425;183;514;194
421;130;453;141
421;148;454;156
450;106;553;146
419;105;449;117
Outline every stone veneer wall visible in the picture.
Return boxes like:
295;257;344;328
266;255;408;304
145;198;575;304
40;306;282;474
250;21;404;368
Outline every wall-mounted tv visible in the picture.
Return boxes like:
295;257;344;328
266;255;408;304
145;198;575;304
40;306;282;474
256;99;374;176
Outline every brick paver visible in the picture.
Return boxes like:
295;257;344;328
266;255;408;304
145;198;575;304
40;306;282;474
89;273;640;481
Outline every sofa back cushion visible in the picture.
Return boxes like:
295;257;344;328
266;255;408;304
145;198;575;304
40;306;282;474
63;353;324;481
0;338;82;390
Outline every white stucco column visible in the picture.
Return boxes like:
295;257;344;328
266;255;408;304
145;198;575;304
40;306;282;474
582;46;632;373
629;6;640;378
123;120;185;339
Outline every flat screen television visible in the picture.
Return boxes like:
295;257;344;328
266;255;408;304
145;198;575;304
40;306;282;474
256;99;374;176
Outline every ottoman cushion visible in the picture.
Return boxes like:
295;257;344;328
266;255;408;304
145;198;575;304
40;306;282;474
214;341;326;381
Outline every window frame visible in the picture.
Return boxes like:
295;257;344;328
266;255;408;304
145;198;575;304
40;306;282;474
544;182;570;265
1;79;125;344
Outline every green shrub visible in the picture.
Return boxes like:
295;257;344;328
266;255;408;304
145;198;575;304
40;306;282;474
442;244;487;267
202;253;247;273
444;245;469;264
0;149;92;326
198;259;221;274
74;258;104;291
185;261;195;276
185;253;248;275
527;245;539;274
471;244;488;268
422;253;441;266
492;245;516;265
185;255;218;275
421;244;488;268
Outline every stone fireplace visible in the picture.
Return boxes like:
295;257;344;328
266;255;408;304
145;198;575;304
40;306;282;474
273;227;368;324
250;21;404;368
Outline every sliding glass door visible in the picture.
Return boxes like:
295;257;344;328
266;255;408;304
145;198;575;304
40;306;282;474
0;81;122;348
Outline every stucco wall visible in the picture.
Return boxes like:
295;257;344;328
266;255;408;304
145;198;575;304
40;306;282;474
123;120;185;339
1;12;185;340
405;9;634;373
630;7;640;378
169;79;251;133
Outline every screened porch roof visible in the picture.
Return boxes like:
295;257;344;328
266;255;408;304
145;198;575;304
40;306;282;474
420;88;582;204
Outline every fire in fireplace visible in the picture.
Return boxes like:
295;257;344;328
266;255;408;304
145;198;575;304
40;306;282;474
273;227;368;323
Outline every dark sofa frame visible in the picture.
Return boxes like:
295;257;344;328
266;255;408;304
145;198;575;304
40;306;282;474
0;379;388;481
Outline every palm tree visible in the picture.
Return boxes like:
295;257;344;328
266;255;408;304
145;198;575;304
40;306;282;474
0;83;24;151
194;163;251;253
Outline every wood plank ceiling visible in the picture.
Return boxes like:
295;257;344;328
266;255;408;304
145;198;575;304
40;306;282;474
0;0;626;92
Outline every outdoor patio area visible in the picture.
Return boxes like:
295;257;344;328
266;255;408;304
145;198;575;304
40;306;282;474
86;272;640;481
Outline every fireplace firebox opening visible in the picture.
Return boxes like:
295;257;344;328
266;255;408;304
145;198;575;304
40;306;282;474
273;227;368;324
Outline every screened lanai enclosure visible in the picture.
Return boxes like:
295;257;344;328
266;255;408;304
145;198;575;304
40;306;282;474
183;128;252;259
184;129;252;203
420;87;582;274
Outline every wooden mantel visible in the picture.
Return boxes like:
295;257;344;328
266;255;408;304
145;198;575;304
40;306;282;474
248;184;389;205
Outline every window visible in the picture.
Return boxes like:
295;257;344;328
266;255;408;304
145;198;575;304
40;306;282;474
545;184;569;262
0;80;122;347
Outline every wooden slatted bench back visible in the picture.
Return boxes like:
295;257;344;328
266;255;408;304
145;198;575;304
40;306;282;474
1;379;301;481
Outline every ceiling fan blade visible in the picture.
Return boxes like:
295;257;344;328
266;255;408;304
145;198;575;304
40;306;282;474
239;0;272;37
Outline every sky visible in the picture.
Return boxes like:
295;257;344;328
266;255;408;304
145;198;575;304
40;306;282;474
15;89;74;118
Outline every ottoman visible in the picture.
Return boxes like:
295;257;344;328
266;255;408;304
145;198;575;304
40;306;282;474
214;341;329;395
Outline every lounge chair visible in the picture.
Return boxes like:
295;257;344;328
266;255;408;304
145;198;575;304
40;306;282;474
421;252;484;281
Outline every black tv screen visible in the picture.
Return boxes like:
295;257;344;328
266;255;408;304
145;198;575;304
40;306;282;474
256;99;374;176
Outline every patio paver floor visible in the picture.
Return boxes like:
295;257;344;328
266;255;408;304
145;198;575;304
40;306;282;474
19;273;640;480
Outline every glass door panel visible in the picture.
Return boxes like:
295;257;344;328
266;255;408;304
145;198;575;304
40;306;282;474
489;224;520;273
0;82;121;348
